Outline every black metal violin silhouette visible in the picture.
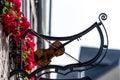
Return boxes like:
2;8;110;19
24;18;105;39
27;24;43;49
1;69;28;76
10;13;108;80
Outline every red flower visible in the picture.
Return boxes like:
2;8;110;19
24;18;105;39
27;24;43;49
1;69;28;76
20;17;30;34
10;22;17;32
2;11;15;26
26;58;34;64
7;0;21;14
26;53;34;63
13;32;21;42
16;11;22;17
7;0;13;2
24;62;34;71
26;33;34;40
30;77;39;80
26;40;35;50
30;77;34;80
14;1;21;12
22;45;27;52
1;0;37;73
2;11;18;35
20;17;29;26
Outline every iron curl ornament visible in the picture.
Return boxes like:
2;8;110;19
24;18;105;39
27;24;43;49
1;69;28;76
10;13;108;80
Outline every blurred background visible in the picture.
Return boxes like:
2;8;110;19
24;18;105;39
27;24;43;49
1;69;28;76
22;0;120;80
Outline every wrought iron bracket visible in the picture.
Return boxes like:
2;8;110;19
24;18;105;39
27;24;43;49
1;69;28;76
9;13;108;80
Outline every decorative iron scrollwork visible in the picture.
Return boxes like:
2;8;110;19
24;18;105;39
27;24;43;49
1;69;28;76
99;13;107;21
9;13;108;80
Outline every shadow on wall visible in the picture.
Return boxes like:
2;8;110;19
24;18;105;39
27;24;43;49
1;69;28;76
57;46;120;80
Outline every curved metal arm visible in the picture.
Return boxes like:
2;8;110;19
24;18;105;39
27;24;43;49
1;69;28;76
10;13;108;80
28;13;108;77
23;22;97;41
22;22;99;52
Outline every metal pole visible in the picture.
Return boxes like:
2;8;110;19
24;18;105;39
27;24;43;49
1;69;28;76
37;0;43;48
49;0;52;36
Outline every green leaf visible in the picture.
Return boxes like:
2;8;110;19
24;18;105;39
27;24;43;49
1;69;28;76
9;2;13;8
5;1;9;6
2;7;8;14
22;52;27;60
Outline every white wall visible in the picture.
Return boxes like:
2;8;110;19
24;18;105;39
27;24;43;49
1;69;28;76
0;23;9;80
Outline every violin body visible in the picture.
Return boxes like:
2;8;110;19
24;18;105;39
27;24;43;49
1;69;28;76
34;41;65;67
